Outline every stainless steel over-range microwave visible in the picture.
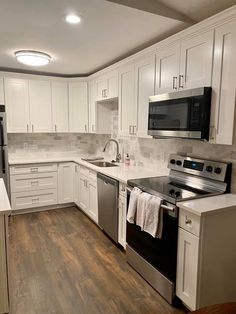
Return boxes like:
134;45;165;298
148;87;212;140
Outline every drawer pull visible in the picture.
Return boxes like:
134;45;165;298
185;217;192;225
32;198;39;203
31;167;38;173
31;180;39;185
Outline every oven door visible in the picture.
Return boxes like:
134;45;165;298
148;89;211;140
126;188;178;283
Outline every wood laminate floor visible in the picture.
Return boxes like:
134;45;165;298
9;207;187;314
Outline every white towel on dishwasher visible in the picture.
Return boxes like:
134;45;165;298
143;195;163;238
127;187;142;223
136;192;152;230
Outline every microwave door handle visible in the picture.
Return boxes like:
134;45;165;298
0;120;4;146
1;147;5;174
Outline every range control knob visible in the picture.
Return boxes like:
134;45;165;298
206;166;213;172
214;167;222;174
175;191;181;198
170;159;176;165
169;189;175;195
176;160;182;166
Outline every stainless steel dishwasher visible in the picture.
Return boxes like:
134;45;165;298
97;173;119;243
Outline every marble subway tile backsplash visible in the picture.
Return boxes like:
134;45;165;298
8;132;236;192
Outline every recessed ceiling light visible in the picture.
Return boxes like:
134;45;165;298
15;50;51;66
66;14;81;24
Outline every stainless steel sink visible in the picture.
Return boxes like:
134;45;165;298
89;161;118;167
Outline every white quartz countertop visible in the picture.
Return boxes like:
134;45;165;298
177;193;236;216
9;155;169;183
0;179;11;215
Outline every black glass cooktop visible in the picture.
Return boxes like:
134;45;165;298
127;176;211;203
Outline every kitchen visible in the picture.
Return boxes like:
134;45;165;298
0;1;236;313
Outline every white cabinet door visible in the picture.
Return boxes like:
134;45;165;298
88;80;97;133
69;82;88;133
29;80;53;132
119;63;136;136
88;180;98;223
176;228;199;311
52;82;69;133
58;162;75;204
155;44;180;94
96;76;107;101
210;20;236;145
106;70;118;99
4;77;30;133
0;77;4;104
73;164;79;205
180;30;214;89
118;195;127;248
135;54;155;138
78;172;89;214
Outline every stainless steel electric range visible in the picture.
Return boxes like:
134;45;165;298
126;154;232;305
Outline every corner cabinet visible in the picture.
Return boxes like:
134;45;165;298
210;20;236;145
58;163;75;204
52;82;69;133
88;80;97;133
118;63;136;136
4;77;30;133
69;82;88;133
29;80;53;132
96;70;118;101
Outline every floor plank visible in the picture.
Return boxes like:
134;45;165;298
9;207;187;314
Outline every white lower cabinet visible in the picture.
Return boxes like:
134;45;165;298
77;165;98;223
176;203;236;311
118;183;127;248
58;163;75;204
10;163;58;211
176;228;199;310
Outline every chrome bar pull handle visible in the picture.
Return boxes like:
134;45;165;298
173;76;178;90
179;75;184;89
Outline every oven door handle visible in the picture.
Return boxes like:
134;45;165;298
160;204;176;212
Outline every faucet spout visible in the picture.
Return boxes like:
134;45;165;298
103;139;121;163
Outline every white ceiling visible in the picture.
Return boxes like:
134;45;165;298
0;0;235;76
157;0;236;22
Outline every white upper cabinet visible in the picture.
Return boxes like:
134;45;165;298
52;82;69;133
96;70;118;101
210;20;236;145
0;77;4;104
180;30;214;89
119;63;136;136
88;80;97;133
4;77;30;133
135;54;155;138
29;80;53;133
69;82;88;133
155;44;180;94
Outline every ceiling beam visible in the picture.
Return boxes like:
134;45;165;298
106;0;195;24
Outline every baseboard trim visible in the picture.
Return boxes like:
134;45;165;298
11;203;75;215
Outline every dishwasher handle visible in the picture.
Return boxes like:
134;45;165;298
97;173;119;187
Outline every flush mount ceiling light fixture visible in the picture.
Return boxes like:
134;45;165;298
15;50;51;66
65;14;81;24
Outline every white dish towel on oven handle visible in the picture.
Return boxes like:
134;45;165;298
143;195;163;238
127;187;142;223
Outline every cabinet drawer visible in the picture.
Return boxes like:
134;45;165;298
79;165;90;177
119;183;127;197
10;172;58;193
11;189;57;211
10;163;57;175
179;209;200;237
89;170;97;182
